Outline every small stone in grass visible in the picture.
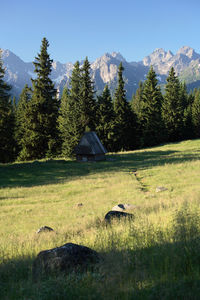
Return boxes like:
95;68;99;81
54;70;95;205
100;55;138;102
36;226;54;233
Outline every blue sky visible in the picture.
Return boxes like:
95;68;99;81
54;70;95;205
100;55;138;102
1;0;200;63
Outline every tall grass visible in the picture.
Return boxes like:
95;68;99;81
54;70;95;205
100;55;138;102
1;139;200;299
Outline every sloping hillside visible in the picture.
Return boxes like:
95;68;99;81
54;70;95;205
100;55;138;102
1;139;200;299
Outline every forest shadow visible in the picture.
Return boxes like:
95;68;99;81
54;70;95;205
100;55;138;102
0;148;200;188
132;279;200;299
97;233;200;299
1;235;200;299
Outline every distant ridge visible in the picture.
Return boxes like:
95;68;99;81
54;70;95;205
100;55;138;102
1;46;200;100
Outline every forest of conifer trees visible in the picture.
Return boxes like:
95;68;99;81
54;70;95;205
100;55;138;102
1;38;200;163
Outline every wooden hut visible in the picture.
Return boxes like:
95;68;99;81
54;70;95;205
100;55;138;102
74;132;107;162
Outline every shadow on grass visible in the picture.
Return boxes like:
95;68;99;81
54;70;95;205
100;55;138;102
1;236;200;300
96;234;200;299
0;254;102;300
0;196;25;200
1;147;200;188
132;279;200;300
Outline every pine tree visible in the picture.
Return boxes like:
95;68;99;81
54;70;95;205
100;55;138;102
131;81;144;117
12;96;17;112
181;84;194;140
57;87;70;156
96;85;115;151
180;82;188;110
19;38;59;160
15;84;32;154
139;66;164;147
58;61;84;157
192;89;200;138
131;81;144;148
113;62;136;151
80;57;96;131
162;67;183;142
183;103;194;140
0;51;15;162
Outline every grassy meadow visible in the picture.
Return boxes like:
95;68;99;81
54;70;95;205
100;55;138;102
1;139;200;299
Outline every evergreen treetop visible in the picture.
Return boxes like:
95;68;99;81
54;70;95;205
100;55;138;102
18;38;59;160
0;50;15;162
162;67;183;141
15;84;32;152
32;38;56;100
192;89;200;138
131;81;144;118
0;50;11;100
96;85;115;151
80;57;96;131
113;62;136;150
114;62;127;114
58;61;84;157
139;66;164;146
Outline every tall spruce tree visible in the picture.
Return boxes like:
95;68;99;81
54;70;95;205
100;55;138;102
0;51;15;162
162;67;183;142
131;81;144;147
19;38;59;160
180;82;188;110
96;85;115;151
58;61;83;157
113;62;136;151
139;66;164;147
131;81;144;117
181;84;194;140
15;84;32;155
192;89;200;138
80;57;96;131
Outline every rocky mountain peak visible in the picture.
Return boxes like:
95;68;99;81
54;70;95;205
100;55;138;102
153;48;166;54
177;46;199;60
91;52;120;84
0;49;10;58
111;52;126;62
166;50;174;58
1;49;27;63
143;48;171;73
2;46;200;101
94;52;126;65
178;46;194;55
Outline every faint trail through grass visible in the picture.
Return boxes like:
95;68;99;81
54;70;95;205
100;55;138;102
1;139;200;299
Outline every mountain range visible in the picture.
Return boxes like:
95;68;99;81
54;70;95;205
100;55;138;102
1;46;200;100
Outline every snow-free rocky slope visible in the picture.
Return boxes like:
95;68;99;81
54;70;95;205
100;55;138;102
1;46;200;100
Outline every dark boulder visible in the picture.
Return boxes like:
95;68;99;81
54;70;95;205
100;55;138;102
32;243;100;281
105;210;134;223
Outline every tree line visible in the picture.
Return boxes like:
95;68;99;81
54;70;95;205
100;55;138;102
1;38;200;163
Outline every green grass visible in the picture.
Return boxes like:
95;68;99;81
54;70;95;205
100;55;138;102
1;139;200;299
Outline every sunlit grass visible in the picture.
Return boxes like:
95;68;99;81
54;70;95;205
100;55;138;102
1;139;200;299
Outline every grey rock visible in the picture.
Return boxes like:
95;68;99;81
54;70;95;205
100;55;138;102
156;186;168;193
112;203;136;211
36;226;54;233
32;243;100;281
124;203;137;210
112;204;126;211
105;210;134;223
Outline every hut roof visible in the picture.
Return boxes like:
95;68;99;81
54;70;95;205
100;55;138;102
74;132;107;155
